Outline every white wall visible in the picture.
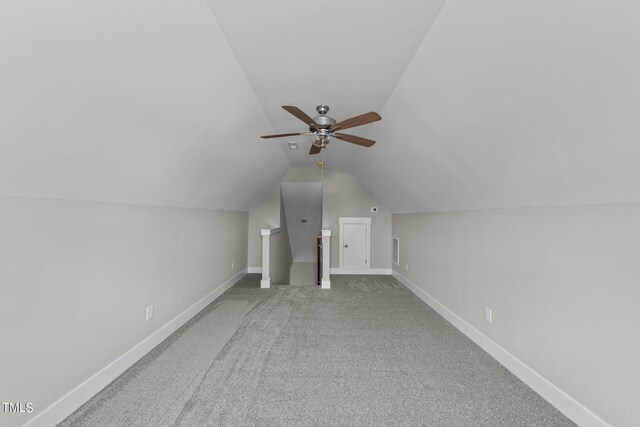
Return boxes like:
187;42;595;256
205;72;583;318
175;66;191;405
0;195;248;427
393;204;640;426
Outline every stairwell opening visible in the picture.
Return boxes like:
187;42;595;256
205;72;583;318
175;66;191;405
280;182;323;286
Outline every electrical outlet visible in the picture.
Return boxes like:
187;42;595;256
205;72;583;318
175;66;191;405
405;263;409;272
484;307;492;323
146;304;154;322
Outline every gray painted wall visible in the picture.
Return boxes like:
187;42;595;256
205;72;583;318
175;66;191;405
282;167;392;270
247;183;281;268
393;205;640;426
249;167;392;270
270;192;292;285
0;195;248;427
281;182;323;262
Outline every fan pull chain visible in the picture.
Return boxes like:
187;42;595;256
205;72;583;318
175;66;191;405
316;152;325;180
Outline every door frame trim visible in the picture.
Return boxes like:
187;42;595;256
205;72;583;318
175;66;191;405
339;217;371;270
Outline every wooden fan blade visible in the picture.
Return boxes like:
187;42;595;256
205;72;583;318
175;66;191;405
331;112;381;131
282;106;321;130
309;144;322;155
261;132;307;139
333;133;376;147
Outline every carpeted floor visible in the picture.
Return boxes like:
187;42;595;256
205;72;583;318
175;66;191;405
61;274;573;426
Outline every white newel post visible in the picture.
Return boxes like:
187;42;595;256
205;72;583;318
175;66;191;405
321;229;331;289
260;228;280;289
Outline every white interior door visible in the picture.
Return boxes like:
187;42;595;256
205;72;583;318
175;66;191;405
342;222;368;269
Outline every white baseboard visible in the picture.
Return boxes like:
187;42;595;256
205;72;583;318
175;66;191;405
391;271;609;427
25;269;248;427
330;268;392;275
255;267;391;276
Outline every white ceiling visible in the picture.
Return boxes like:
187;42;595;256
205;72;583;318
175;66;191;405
0;0;289;210
207;0;446;168
354;0;640;212
1;0;639;213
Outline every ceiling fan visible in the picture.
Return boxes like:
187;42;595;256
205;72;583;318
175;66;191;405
261;105;381;155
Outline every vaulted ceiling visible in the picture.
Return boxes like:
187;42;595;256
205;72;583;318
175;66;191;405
1;0;639;213
207;0;446;169
355;0;640;213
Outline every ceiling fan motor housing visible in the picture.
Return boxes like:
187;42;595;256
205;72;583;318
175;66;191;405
311;115;336;131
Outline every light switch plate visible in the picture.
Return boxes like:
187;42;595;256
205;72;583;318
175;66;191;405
484;307;492;323
146;304;154;322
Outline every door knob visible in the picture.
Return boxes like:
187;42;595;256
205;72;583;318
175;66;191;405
344;244;348;248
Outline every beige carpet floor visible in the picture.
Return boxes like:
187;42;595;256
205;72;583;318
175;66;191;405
61;274;573;426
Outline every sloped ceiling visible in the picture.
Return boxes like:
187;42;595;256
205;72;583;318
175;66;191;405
0;0;289;211
353;0;640;213
2;0;639;213
206;0;446;168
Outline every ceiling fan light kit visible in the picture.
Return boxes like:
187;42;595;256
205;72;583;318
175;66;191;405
261;104;381;155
